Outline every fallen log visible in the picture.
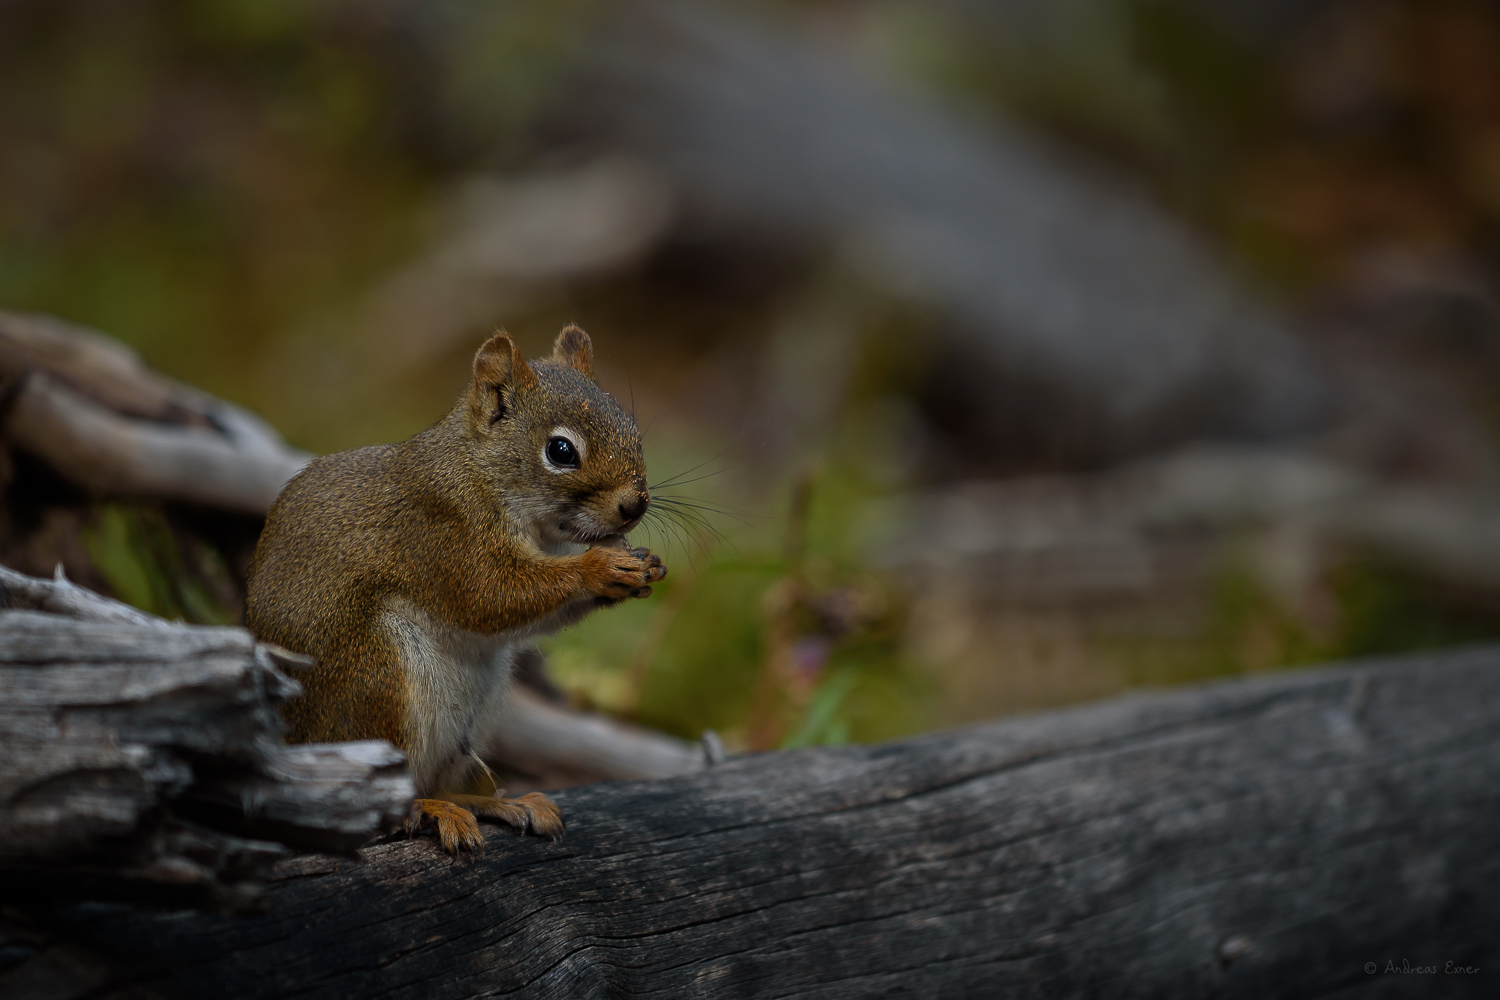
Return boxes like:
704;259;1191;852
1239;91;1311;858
10;644;1498;998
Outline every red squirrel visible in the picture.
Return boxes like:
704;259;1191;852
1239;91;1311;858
245;327;665;851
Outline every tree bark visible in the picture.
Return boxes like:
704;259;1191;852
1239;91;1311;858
0;566;413;912
11;645;1498;999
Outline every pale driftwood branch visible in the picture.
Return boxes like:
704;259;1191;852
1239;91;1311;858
4;370;307;516
0;311;220;428
0;575;412;908
8;645;1496;998
486;685;706;780
0;310;311;515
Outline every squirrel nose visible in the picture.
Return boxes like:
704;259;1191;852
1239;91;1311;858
618;494;648;523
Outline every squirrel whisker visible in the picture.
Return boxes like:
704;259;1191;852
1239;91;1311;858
640;509;702;562
651;494;746;519
642;508;698;557
643;505;725;561
648;447;734;491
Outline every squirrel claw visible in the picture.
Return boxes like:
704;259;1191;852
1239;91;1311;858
587;545;668;599
410;798;485;855
639;551;667;584
629;548;668;583
436;791;566;843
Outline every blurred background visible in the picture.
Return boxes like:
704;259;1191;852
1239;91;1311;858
5;0;1500;755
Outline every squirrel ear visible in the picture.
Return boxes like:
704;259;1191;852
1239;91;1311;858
552;324;594;378
469;332;536;429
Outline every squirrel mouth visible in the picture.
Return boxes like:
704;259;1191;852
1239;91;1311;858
557;516;613;545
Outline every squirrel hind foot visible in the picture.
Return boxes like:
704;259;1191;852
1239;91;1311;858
409;798;485;854
443;790;566;842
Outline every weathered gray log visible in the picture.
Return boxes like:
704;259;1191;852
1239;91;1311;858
0;569;413;908
12;645;1497;999
0;310;311;515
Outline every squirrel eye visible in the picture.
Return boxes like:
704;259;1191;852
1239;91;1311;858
545;436;580;468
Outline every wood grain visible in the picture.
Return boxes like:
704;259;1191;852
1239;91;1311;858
24;645;1498;999
0;570;413;910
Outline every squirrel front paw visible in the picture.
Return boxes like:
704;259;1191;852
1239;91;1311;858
582;545;667;602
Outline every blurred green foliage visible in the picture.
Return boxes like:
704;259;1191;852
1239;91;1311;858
1117;547;1500;693
82;503;237;624
1329;554;1500;658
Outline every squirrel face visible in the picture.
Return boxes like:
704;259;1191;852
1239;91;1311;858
463;325;649;546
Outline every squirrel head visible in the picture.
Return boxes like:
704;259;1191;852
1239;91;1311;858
462;325;649;545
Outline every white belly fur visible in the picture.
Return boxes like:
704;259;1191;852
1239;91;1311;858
381;596;521;795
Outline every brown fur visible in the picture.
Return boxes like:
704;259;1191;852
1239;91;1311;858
245;328;664;851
